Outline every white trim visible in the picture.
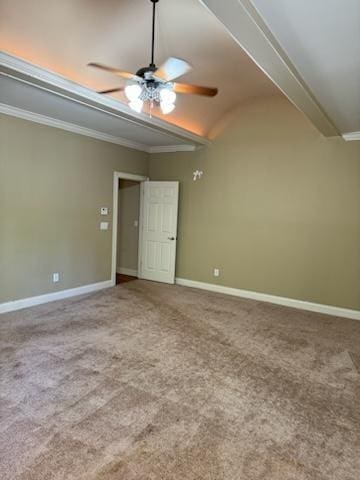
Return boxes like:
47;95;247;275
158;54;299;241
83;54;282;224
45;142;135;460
197;0;339;137
111;172;148;287
148;145;197;153
0;52;210;148
175;278;360;321
342;132;360;141
114;172;149;182
0;280;112;315
116;268;138;277
0;101;198;154
0;103;149;152
137;182;145;281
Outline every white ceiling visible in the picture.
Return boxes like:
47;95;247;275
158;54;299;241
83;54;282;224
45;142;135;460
251;0;360;134
0;0;278;137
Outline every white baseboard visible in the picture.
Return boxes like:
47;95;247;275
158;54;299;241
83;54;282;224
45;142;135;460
116;267;138;277
175;278;360;321
0;280;113;315
2;275;358;321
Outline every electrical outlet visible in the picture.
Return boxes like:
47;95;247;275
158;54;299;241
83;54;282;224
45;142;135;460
213;268;220;277
52;272;60;283
100;207;108;215
100;222;109;230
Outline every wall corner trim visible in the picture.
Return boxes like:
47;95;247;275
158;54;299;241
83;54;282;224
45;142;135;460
342;131;360;141
175;278;360;321
0;280;113;315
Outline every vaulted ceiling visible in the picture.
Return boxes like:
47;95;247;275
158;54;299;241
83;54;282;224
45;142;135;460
1;0;358;141
0;0;278;137
251;0;360;134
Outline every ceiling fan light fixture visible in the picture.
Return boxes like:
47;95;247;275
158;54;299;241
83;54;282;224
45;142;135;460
90;0;218;115
129;99;144;113
125;84;142;101
160;101;175;115
160;88;176;104
159;87;176;114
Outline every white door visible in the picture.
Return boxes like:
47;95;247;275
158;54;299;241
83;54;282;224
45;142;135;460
138;181;179;284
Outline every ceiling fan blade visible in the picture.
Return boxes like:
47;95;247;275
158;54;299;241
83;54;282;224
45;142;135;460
88;62;141;81
97;87;124;94
154;57;192;82
173;82;218;97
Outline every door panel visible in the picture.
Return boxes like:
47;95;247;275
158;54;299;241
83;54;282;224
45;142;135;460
138;181;179;284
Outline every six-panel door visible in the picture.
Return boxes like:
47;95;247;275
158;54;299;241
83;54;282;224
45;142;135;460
138;181;179;284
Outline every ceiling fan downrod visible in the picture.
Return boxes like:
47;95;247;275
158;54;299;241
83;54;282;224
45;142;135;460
88;0;217;115
150;0;159;68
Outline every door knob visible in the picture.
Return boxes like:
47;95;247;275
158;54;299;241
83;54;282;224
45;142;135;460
168;236;175;240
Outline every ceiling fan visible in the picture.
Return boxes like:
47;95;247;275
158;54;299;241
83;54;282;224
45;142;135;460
88;0;218;115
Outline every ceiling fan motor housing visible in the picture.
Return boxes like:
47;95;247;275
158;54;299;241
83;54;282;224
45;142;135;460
135;65;157;78
88;0;217;113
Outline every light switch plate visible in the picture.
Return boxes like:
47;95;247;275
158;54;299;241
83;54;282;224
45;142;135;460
100;222;109;230
100;207;108;215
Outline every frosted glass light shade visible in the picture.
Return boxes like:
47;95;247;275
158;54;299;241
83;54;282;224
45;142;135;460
125;84;142;101
129;99;144;113
160;88;176;104
160;101;175;114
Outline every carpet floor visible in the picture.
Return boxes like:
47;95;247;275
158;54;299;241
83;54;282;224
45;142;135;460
1;280;360;479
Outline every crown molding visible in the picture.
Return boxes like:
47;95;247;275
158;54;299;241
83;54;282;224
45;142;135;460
0;51;211;149
342;132;360;141
148;145;197;153
0;103;200;153
0;102;151;152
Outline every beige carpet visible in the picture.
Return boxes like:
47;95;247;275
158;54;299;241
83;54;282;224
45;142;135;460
1;280;360;479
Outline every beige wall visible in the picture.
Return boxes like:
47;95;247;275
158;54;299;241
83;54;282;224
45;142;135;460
149;96;360;310
117;180;140;272
0;114;148;303
1;96;359;311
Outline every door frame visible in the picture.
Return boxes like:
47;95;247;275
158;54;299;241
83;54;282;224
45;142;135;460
111;171;149;286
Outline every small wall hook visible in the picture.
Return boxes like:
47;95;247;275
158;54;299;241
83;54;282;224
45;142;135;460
193;170;203;181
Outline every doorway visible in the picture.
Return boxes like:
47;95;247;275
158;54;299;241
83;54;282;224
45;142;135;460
111;172;179;286
111;171;148;286
116;179;141;285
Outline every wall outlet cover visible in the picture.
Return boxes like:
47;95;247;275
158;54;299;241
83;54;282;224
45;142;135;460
100;222;109;230
52;272;60;283
213;268;220;277
100;207;108;215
